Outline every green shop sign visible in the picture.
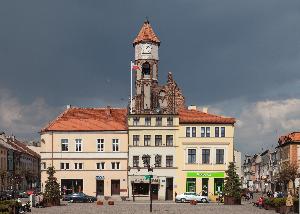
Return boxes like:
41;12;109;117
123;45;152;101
187;172;225;178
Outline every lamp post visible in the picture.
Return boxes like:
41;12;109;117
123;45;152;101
142;154;154;213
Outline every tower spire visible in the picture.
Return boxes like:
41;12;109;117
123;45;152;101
133;20;160;46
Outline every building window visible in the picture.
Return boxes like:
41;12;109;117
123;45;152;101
155;135;162;146
133;135;140;146
201;127;205;137
215;127;220;138
133;117;140;126
188;149;196;164
192;127;196;137
166;156;173;167
186;127;191;137
61;139;68;152
97;139;104;152
142;155;151;167
96;162;105;170
75;139;82;152
60;163;69;170
74;163;83;170
202;149;210;164
112;139;119;152
42;162;46;170
154;155;162;167
156;117;162;126
133;156;139;167
144;135;151;146
167;117;173;126
216;149;224;164
206;127;210;137
142;62;151;76
166;135;173;146
111;162;120;170
145;117;151;126
221;127;225;137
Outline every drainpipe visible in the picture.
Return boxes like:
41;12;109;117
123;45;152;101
51;132;54;167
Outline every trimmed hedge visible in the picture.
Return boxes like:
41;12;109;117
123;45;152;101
0;200;21;214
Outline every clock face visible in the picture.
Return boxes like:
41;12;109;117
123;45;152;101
142;44;152;54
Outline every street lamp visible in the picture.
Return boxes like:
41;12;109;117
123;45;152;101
142;154;154;213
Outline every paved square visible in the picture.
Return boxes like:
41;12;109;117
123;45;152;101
31;201;275;214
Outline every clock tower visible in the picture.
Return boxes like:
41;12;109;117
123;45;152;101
131;20;185;114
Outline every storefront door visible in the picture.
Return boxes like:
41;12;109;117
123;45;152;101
96;180;104;196
214;178;224;195
202;178;209;196
111;180;120;195
165;178;173;200
151;184;159;200
186;178;196;192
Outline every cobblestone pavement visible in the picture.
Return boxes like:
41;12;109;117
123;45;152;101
31;201;276;214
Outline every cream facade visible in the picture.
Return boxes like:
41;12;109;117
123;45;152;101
175;123;235;201
40;130;128;197
128;115;179;200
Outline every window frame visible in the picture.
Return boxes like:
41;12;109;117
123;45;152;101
215;127;220;138
166;155;173;167
167;117;173;126
96;162;105;170
206;127;210;137
192;127;196;137
61;139;69;152
216;149;225;164
133;135;140;146
202;149;210;164
112;139;119;152
156;117;162;126
221;127;225;137
186;127;191;137
144;135;151;146
166;135;173;146
75;139;82;152
133;117;140;126
201;127;205;137
133;156;139;167
145;117;151;126
155;135;162;146
97;139;104;152
187;149;197;164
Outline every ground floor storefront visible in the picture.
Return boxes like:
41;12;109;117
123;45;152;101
175;171;225;201
128;175;174;201
41;170;128;198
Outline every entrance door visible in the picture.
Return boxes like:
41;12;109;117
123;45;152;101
151;184;159;200
111;180;120;195
96;180;104;196
165;178;173;200
202;178;209;196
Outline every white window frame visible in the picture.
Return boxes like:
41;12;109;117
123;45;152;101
75;162;83;170
61;139;69;152
112;139;119;152
75;139;82;152
187;148;197;164
97;139;104;152
97;162;105;170
111;162;120;170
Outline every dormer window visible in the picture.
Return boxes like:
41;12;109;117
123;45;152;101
142;62;150;76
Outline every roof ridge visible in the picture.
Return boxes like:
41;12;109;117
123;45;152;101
41;107;71;132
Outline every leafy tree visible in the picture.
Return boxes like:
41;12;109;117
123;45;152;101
224;162;242;199
276;162;298;194
43;167;60;206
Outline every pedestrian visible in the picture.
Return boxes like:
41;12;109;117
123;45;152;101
285;192;293;214
258;197;263;209
250;191;253;199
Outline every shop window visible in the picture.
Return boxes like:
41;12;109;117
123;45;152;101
61;179;83;194
214;178;224;195
202;178;209;196
133;183;149;195
186;178;196;192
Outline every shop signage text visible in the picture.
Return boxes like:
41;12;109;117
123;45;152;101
187;172;224;178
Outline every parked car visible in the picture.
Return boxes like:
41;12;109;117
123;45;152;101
67;192;97;203
26;189;36;196
0;191;13;200
175;192;209;203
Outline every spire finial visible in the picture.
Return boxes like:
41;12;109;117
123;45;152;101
145;16;149;24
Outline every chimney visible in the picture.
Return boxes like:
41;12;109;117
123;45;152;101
188;105;197;110
66;105;72;109
202;107;208;113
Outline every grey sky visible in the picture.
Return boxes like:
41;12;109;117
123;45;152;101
0;0;300;155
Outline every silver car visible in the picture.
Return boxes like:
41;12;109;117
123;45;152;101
175;192;209;203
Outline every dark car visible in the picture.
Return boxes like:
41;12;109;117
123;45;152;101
67;192;96;203
0;191;13;200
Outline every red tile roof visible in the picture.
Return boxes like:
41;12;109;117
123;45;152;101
278;132;300;146
41;107;128;132
6;138;40;158
133;20;160;45
178;109;236;124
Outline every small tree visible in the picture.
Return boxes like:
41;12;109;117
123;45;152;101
224;162;242;200
44;167;60;206
276;162;298;194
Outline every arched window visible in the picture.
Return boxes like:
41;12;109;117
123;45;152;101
142;62;150;76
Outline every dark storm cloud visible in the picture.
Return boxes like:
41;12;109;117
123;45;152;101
0;0;300;154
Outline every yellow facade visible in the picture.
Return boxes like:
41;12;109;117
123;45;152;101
174;124;234;201
40;131;128;197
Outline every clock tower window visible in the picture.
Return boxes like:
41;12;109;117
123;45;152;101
142;62;150;76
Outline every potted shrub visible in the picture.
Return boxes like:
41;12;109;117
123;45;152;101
223;162;242;205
